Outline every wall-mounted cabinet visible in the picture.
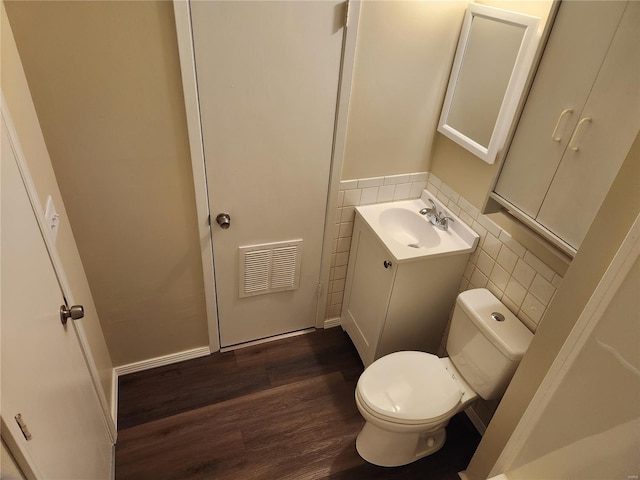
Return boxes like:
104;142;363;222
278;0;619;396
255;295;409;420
492;0;639;254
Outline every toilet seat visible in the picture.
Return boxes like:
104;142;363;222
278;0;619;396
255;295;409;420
357;351;463;424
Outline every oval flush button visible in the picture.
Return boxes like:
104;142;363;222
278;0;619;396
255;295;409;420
491;312;505;322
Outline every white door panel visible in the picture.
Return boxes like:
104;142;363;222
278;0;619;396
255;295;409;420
1;118;112;478
191;1;344;347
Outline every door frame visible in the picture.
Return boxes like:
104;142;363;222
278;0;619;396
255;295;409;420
1;93;116;472
173;0;361;352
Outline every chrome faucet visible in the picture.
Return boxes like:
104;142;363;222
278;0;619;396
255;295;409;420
419;199;455;231
419;199;438;221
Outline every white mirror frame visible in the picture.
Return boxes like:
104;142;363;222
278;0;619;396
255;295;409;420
438;4;540;164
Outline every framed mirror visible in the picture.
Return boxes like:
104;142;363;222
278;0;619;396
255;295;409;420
438;4;540;164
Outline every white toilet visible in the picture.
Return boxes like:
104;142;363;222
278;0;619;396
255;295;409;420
354;288;533;467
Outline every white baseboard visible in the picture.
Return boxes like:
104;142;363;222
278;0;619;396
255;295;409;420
323;317;342;329
111;371;119;428
111;346;211;427
114;346;211;376
464;404;488;435
460;471;509;480
110;444;116;480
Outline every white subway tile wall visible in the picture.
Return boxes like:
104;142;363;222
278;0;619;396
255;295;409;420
326;172;563;335
427;171;564;333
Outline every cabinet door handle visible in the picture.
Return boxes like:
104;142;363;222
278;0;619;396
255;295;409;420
568;117;592;151
383;260;392;269
551;108;573;142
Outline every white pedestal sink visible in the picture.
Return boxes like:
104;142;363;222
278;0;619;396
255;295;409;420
341;190;479;366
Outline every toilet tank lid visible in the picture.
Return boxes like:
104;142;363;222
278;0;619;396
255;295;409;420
458;289;533;361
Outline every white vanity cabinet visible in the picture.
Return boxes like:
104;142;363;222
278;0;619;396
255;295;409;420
341;213;470;367
493;0;639;252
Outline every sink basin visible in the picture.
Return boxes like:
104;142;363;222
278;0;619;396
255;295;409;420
379;208;441;249
355;191;479;262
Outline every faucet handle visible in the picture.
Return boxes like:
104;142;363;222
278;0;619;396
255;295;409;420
437;215;455;230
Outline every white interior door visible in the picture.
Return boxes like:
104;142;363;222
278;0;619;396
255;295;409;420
1;117;112;478
190;1;345;347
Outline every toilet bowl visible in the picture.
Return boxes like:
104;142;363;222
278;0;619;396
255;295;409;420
353;288;533;467
354;352;477;466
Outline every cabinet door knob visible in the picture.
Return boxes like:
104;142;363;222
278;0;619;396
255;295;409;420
383;260;392;269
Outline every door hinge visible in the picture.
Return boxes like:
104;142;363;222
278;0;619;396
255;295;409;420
15;414;32;441
207;214;211;226
316;283;323;296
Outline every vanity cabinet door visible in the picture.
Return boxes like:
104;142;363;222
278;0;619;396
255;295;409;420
341;218;396;366
536;1;639;249
342;215;471;367
494;0;627;218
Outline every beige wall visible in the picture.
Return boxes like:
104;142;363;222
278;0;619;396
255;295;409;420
465;132;640;479
5;1;209;365
344;0;562;271
430;134;498;208
477;0;554;26
342;0;468;180
1;2;114;399
345;0;553;188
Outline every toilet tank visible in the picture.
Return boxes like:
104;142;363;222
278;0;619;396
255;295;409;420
447;288;533;400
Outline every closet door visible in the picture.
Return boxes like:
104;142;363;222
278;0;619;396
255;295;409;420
190;1;345;347
536;1;640;249
494;1;627;217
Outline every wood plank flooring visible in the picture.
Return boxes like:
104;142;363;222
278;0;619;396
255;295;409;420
115;328;481;479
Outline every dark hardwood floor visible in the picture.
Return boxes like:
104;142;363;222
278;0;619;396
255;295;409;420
115;328;481;479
